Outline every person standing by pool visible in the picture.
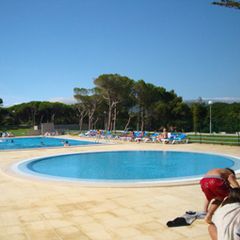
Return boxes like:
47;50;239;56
200;168;240;224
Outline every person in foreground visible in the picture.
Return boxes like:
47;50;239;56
208;187;240;240
200;168;240;224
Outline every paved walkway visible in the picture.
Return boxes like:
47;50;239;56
0;137;239;240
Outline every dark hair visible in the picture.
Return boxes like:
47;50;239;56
222;187;240;206
225;168;235;176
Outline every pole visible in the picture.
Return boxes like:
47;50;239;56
208;101;213;134
210;104;212;134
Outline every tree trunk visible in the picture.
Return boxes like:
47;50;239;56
40;115;44;124
88;111;91;130
107;108;112;131
107;101;115;131
88;104;96;130
79;118;83;131
31;109;36;127
93;117;99;129
113;104;117;132
51;113;55;123
141;108;144;131
76;105;87;131
124;115;132;131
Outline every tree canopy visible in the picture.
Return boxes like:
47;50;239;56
94;74;134;131
212;0;240;9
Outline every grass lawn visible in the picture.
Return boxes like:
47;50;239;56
1;127;31;136
188;134;240;146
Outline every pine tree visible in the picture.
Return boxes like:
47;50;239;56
212;0;240;9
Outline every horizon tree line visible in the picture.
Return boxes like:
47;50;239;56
1;74;240;134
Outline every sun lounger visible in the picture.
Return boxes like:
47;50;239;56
171;133;188;144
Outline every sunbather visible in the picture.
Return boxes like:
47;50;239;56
160;129;171;144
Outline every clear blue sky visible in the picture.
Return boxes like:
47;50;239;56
0;0;240;107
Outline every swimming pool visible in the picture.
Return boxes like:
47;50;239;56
0;137;99;150
16;150;240;185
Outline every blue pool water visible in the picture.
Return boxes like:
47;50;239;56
0;137;98;150
17;151;240;183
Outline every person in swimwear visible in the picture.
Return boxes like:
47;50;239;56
200;168;240;224
64;140;70;147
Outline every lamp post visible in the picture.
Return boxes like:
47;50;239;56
238;112;240;146
208;101;213;134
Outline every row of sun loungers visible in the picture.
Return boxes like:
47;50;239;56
80;130;188;144
0;132;15;137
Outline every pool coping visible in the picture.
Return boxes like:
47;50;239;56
1;141;240;240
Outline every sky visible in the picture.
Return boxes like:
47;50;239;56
0;0;240;107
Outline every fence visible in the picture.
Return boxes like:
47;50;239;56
24;124;86;136
187;133;240;146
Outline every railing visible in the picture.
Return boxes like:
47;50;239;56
187;133;240;146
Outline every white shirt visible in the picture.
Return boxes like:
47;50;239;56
213;202;240;240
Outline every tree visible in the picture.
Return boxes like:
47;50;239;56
12;101;41;126
73;103;87;131
38;102;56;124
74;88;89;131
170;101;192;132
94;74;134;131
38;102;74;124
133;80;157;131
8;101;76;127
0;98;3;125
191;102;207;133
74;88;102;130
208;102;240;133
152;90;191;131
212;0;240;9
123;106;138;131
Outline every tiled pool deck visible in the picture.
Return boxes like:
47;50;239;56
0;136;239;240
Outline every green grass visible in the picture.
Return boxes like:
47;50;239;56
1;128;31;136
187;134;240;146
